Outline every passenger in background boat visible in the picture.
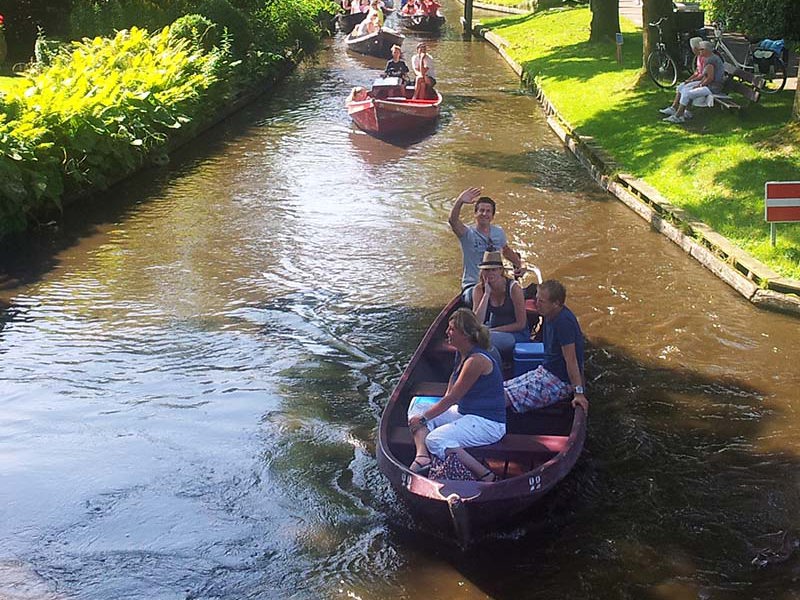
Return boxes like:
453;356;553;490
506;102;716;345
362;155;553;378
503;280;589;413
411;42;436;100
384;44;409;80
407;309;506;480
401;0;421;14
448;186;525;306
350;0;366;15
367;0;385;25
354;11;381;36
347;86;369;102
472;251;529;362
420;0;440;15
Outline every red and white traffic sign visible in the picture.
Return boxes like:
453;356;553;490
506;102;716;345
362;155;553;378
765;181;800;223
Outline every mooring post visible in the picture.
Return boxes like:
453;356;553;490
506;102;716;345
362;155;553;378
462;0;473;39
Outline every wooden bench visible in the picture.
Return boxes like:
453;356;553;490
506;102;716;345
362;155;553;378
707;63;764;110
388;426;568;461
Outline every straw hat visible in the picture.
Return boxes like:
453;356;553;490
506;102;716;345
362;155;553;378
478;250;505;269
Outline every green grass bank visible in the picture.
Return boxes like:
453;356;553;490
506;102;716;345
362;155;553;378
482;6;800;281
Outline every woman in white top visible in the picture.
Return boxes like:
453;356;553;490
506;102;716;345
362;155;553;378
411;42;436;100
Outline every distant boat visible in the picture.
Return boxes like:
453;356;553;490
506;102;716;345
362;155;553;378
346;76;442;137
345;26;404;58
375;294;587;547
399;10;445;31
337;6;396;34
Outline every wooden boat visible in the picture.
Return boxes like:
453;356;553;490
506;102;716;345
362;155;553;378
375;295;587;546
399;10;445;31
337;6;395;34
345;26;404;58
346;76;441;137
337;11;367;34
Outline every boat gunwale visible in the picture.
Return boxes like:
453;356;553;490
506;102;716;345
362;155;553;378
376;295;587;505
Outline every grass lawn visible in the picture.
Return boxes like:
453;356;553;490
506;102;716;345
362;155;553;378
0;74;28;95
483;6;800;281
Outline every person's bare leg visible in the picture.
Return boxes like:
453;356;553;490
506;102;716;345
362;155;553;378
413;76;424;99
410;425;431;472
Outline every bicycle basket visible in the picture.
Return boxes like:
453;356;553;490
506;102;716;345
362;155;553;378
753;48;776;61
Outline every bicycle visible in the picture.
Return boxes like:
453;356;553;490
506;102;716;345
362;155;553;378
646;17;696;88
710;22;787;94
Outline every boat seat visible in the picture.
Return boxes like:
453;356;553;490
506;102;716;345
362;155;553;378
388;426;568;460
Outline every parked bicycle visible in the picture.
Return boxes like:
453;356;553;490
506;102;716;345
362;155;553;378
647;17;697;88
710;22;787;94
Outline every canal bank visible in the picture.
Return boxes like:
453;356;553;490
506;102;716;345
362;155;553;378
473;20;800;316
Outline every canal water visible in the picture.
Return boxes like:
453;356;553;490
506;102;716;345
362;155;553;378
2;5;799;599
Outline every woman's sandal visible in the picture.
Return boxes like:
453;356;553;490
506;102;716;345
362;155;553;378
410;454;431;475
479;469;497;483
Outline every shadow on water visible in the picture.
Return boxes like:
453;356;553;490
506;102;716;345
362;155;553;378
317;308;800;599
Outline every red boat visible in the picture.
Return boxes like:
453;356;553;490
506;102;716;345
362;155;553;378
375;294;587;546
346;77;442;137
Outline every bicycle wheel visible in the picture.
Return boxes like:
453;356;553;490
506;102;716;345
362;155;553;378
647;50;678;88
758;55;787;94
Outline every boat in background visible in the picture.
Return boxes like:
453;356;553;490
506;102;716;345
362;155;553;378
375;295;587;546
345;26;404;58
399;10;445;32
337;5;396;34
346;76;442;137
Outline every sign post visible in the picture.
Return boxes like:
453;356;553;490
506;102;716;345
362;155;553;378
615;33;623;64
765;181;800;247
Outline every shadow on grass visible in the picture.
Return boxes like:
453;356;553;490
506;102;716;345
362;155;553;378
452;147;598;192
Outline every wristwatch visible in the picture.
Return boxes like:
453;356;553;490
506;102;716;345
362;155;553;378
418;415;428;425
574;386;585;395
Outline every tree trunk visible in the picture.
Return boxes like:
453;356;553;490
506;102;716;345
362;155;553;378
642;0;677;69
794;85;800;120
589;0;620;43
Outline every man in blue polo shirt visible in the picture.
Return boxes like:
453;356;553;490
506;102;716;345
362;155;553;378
503;279;589;413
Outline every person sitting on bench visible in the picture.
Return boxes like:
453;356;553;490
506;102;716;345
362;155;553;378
503;280;589;413
407;309;506;481
411;42;436;100
661;41;724;124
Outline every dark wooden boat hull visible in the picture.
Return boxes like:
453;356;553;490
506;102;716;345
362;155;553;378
346;91;441;137
376;296;587;545
337;11;367;34
345;28;404;58
399;12;445;31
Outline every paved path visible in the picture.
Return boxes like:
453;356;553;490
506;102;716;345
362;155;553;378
618;0;797;90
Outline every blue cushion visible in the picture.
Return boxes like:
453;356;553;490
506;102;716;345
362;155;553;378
513;342;545;359
407;395;442;418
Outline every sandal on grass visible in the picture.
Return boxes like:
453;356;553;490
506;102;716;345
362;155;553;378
410;454;431;475
479;469;497;483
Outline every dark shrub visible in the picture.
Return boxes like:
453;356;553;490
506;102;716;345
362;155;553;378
0;0;71;62
195;0;251;57
708;0;799;40
169;13;220;53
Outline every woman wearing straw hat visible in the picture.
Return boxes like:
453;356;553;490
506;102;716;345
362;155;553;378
472;250;529;362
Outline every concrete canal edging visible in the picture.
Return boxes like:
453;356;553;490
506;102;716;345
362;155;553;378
475;25;800;316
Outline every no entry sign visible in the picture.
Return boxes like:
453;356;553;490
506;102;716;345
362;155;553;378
765;181;800;223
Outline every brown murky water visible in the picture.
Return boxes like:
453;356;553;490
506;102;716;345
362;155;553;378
1;6;799;599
